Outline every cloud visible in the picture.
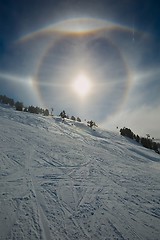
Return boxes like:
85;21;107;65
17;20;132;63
103;105;160;138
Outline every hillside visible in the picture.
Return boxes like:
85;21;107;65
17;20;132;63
0;105;160;240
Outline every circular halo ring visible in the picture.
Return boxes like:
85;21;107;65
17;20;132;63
17;18;135;119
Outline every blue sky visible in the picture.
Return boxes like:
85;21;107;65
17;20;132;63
0;0;160;138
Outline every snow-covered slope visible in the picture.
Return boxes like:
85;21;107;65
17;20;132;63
0;105;160;240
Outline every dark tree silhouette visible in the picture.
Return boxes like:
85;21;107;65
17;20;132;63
87;120;97;128
71;116;76;121
15;101;23;111
136;135;140;143
120;127;134;139
77;117;81;122
0;95;14;106
44;109;49;116
60;110;66;119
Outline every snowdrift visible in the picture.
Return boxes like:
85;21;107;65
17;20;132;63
0;105;160;240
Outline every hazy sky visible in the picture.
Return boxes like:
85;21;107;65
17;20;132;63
0;0;160;138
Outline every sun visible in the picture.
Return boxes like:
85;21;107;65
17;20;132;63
72;73;91;97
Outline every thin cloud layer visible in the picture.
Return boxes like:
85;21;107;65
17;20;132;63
105;105;160;139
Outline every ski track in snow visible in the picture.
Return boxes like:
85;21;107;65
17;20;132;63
0;105;160;240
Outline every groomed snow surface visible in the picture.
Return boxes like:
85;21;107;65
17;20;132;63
0;104;160;240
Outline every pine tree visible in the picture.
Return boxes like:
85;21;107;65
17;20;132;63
77;117;81;122
44;109;49;116
60;110;66;119
71;116;76;121
15;101;23;111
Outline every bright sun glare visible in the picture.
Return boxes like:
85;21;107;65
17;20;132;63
72;73;91;97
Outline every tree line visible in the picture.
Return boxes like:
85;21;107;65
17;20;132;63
59;110;98;128
1;94;158;154
0;94;49;116
120;127;160;154
59;110;82;122
0;95;96;125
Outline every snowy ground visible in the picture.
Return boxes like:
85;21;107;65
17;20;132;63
0;104;160;240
